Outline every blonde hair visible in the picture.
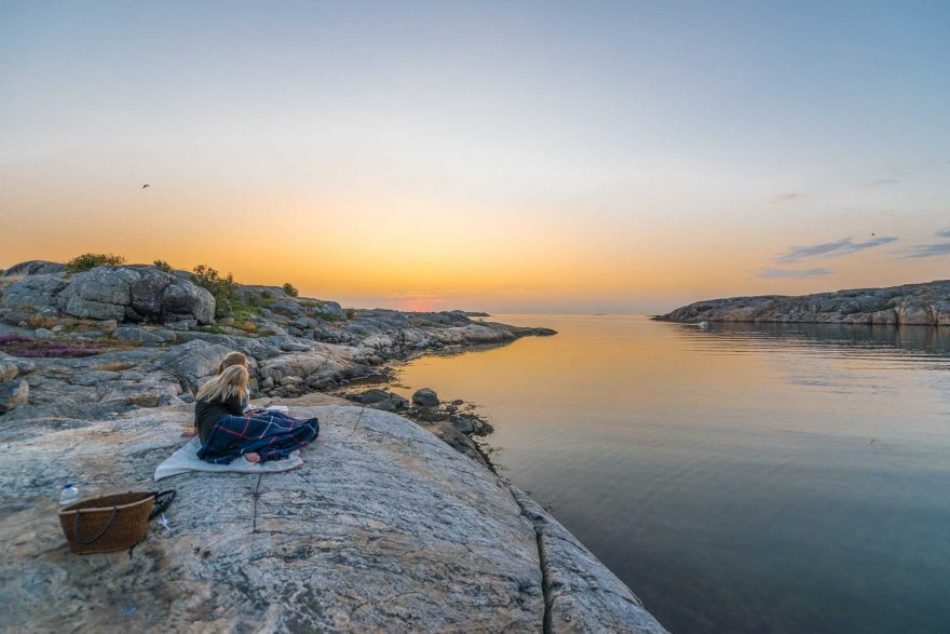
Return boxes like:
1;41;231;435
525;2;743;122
218;351;248;374
197;365;249;404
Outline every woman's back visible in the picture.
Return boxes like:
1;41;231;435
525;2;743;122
194;393;244;444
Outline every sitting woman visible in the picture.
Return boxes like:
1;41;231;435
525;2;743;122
194;365;319;464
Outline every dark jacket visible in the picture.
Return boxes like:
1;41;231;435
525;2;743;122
194;392;246;444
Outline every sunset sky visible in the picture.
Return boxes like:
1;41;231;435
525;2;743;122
2;1;948;313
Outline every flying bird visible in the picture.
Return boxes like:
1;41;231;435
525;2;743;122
142;184;150;189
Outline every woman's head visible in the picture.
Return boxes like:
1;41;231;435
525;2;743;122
218;351;248;374
197;365;249;403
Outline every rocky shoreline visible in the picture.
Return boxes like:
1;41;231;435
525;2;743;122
0;260;555;422
655;279;950;326
0;260;665;632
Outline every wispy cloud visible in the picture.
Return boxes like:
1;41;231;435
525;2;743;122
773;192;806;203
936;228;950;239
775;236;898;264
902;243;950;258
756;267;833;279
862;178;900;189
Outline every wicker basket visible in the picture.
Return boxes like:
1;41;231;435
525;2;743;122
58;492;155;554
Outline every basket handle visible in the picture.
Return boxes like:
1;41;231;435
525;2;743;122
71;506;118;545
149;490;177;520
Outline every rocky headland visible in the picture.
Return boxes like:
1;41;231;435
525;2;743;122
0;259;664;632
655;279;950;326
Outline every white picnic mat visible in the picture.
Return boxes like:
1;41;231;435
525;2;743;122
154;437;303;481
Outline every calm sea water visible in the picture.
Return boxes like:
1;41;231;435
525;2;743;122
381;314;950;633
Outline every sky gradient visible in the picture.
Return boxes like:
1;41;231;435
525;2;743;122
2;1;949;313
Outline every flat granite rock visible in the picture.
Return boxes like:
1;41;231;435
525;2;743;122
0;404;664;633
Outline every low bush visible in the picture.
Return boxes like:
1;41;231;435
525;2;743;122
66;253;126;272
282;282;299;297
191;265;237;318
153;259;172;271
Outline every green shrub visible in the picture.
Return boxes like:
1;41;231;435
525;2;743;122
153;259;172;271
191;265;237;317
66;253;126;272
345;308;357;320
282;282;299;297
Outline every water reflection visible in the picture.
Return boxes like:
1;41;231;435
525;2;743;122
378;315;950;634
689;320;950;356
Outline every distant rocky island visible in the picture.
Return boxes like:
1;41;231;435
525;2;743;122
0;257;665;632
655;279;950;326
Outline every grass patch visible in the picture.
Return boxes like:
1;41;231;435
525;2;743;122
26;313;59;329
93;361;136;372
0;333;136;358
230;300;261;323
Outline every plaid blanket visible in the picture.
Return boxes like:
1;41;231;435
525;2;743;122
197;410;319;464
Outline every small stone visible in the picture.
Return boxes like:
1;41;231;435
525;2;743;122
129;392;161;408
0;378;28;413
412;387;439;407
97;319;119;335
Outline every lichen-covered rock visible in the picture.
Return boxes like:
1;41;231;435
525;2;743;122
656;280;950;326
3;266;215;326
311;299;346;320
1;274;69;311
160;280;215;325
114;325;167;346
58;267;138;320
155;340;233;390
0;404;662;632
0;260;67;277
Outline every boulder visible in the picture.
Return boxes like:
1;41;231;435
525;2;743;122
4;266;215;326
0;404;665;632
161;282;215;325
58;267;138;321
0;378;28;413
126;268;172;317
347;388;409;412
413;387;440;407
0;274;69;311
155;340;232;390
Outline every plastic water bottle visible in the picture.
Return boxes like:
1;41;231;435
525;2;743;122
59;483;80;506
